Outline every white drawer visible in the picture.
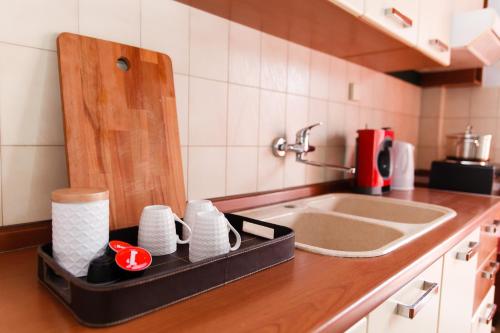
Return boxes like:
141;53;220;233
471;286;496;333
367;257;443;333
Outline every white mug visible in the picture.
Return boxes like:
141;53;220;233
189;210;241;263
183;200;215;240
138;205;192;256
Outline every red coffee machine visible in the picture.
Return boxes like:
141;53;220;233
355;128;394;195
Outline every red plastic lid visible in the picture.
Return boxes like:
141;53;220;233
115;247;152;272
108;240;132;253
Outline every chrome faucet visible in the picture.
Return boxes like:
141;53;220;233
272;122;356;174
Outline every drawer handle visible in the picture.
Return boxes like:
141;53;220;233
429;38;449;52
384;7;413;28
456;241;479;261
396;281;439;319
484;220;500;236
481;261;500;280
480;304;497;324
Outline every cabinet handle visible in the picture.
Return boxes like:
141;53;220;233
396;281;439;319
384;7;413;28
429;39;449;52
484;220;500;236
480;304;497;324
481;261;500;280
456;241;479;261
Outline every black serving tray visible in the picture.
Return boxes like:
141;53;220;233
37;213;295;327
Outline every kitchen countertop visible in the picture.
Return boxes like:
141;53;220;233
1;188;500;333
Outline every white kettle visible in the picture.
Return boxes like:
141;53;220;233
392;141;415;191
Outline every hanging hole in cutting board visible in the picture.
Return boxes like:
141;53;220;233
116;57;130;72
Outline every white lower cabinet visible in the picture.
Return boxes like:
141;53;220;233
471;286;496;333
345;317;367;333
438;228;480;333
367;257;443;333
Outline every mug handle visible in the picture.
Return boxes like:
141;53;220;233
226;220;241;251
173;214;192;244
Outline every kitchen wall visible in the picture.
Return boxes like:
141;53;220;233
417;86;500;169
0;0;421;226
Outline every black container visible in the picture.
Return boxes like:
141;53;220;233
87;254;119;284
38;213;295;327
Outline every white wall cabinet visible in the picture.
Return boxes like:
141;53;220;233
363;0;420;46
367;257;443;333
418;0;452;65
471;286;496;333
438;227;480;333
329;0;364;17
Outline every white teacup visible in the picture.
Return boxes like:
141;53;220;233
138;205;192;256
183;200;215;240
189;210;241;263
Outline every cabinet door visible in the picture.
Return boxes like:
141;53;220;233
367;257;443;333
345;317;367;333
329;0;364;16
438;228;480;333
417;0;452;65
363;0;419;46
471;286;496;333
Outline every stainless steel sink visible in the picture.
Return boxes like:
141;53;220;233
237;193;456;257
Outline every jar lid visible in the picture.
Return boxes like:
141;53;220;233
51;188;109;203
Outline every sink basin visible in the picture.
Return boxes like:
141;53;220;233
307;194;448;224
237;193;456;257
265;212;404;255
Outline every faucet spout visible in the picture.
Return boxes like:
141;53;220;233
296;154;356;174
271;123;355;175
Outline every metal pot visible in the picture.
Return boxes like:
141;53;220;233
445;125;492;162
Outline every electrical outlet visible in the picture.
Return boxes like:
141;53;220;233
348;82;360;102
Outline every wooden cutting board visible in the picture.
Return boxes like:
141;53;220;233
57;33;186;230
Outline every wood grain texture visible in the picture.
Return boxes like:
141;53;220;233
1;188;500;332
0;221;50;253
420;68;483;87
57;33;185;229
176;0;443;72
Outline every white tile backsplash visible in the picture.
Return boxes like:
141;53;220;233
287;43;310;96
257;147;284;191
0;44;64;145
309;50;330;100
284;152;306;187
308;99;328;147
229;22;261;87
141;0;190;74
79;0;141;46
260;33;288;92
189;8;229;81
259;90;286;146
188;77;227;146
0;0;78;50
188;146;226;199
286;94;308;143
2;146;67;225
0;1;423;225
227;84;260;146
226;147;258;195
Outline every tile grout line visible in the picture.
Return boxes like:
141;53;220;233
224;18;230;197
186;5;192;200
255;29;263;193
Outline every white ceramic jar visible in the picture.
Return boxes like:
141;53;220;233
51;188;109;277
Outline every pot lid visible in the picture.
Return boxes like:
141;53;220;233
447;125;482;139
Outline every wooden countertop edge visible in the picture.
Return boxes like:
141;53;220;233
317;200;500;332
